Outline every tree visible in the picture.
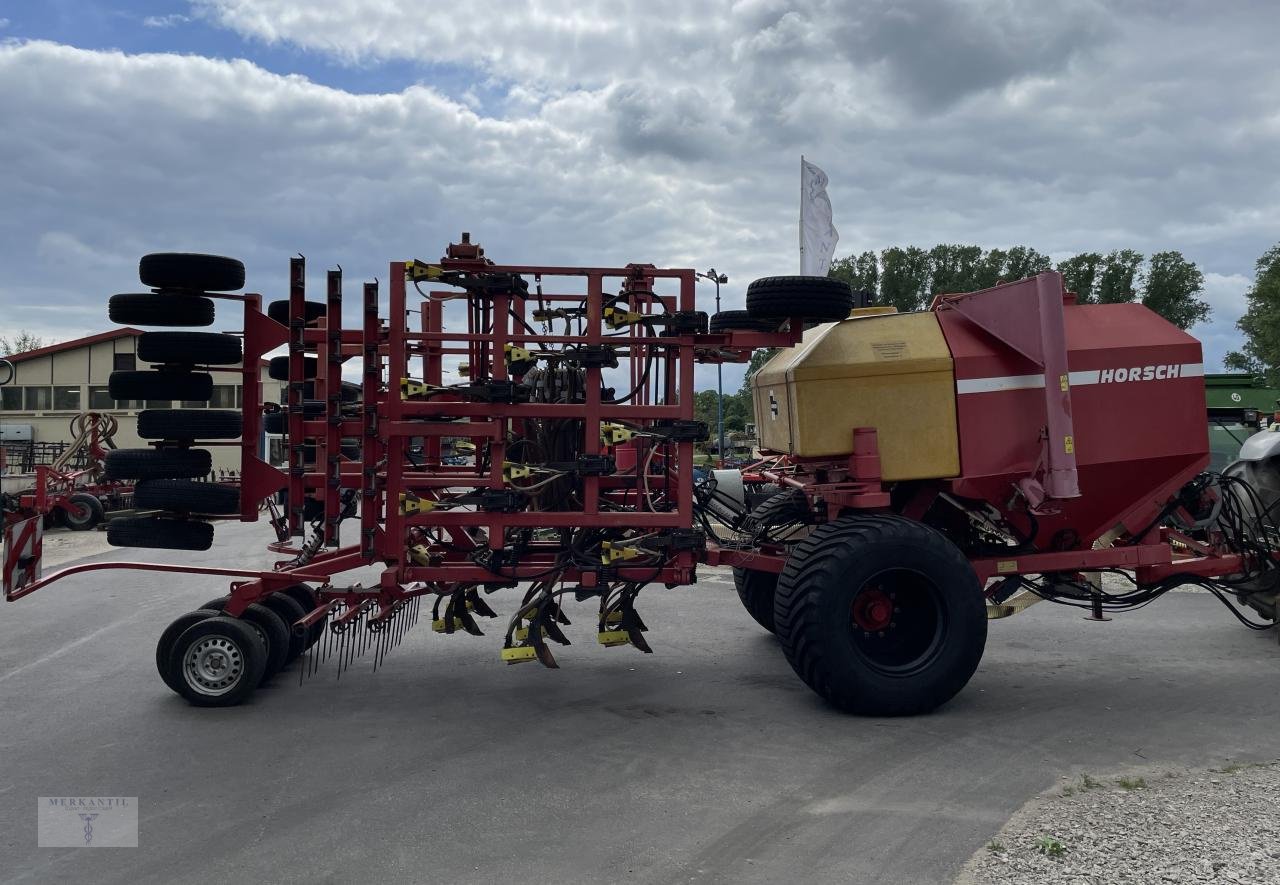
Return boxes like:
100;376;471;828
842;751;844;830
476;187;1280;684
928;244;984;295
0;330;46;355
829;251;878;299
973;248;1008;289
692;389;719;431
1004;246;1052;281
1227;244;1280;382
1057;252;1104;303
1140;251;1209;329
879;246;931;311
1096;249;1144;304
740;347;778;397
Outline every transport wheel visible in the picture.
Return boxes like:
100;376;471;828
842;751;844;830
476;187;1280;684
773;514;986;716
108;369;213;402
746;276;854;322
134;479;239;515
156;609;221;693
138;409;242;440
179;599;288;683
62;493;105;531
280;584;324;648
260;592;308;663
137;331;243;366
167;616;266;706
109;292;216;327
103;447;212;481
733;489;813;633
708;310;779;333
268;355;318;381
267;300;327;325
107;516;213;551
139;253;244;292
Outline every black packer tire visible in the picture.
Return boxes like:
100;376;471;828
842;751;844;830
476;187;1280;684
260;592;308;663
107;516;214;551
134;479;240;515
166;616;266;706
138;409;242;440
139;253;244;292
109;292;216;327
267;300;327;325
156;609;222;693
773;514;986;716
733;489;812;633
709;310;780;333
109;370;213;402
268;355;318;381
746;276;854;321
187;598;289;683
137;331;242;366
62;492;105;531
280;584;323;648
103;447;212;481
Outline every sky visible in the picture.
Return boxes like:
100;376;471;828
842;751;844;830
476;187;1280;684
1;0;1278;392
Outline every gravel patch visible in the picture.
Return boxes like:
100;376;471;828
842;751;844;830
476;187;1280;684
958;762;1280;885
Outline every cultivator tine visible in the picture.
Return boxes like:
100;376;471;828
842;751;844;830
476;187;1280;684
500;583;571;668
598;583;653;653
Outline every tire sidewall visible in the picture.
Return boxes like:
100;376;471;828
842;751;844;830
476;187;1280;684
782;518;986;715
167;617;266;706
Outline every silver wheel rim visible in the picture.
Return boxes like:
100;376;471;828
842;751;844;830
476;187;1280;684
182;634;244;696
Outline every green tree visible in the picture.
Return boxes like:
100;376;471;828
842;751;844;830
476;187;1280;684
692;389;719;431
928;244;985;295
879;246;931;311
972;248;1008;289
1140;251;1209;329
1004;246;1052;280
0;330;46;355
829;251;878;298
1227;244;1280;382
1096;249;1144;304
1057;252;1104;303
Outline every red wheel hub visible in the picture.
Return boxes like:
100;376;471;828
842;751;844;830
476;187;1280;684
851;587;893;632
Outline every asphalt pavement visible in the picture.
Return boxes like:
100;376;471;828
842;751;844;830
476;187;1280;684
2;519;1278;884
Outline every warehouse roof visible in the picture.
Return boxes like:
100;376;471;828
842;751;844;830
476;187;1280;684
4;328;143;363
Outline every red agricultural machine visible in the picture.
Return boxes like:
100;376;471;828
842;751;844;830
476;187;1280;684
1;411;134;533
4;239;1277;712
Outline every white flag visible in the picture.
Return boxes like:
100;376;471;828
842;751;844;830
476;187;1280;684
799;156;839;276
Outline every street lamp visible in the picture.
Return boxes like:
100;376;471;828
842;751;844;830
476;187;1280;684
695;268;729;467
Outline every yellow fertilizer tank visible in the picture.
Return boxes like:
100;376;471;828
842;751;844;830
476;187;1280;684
751;309;960;480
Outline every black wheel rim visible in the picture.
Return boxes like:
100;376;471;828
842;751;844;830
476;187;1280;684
847;568;946;677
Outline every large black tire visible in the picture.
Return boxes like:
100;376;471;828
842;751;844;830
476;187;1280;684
134;479;240;515
104;447;212;481
107;516;214;551
733;489;813;633
62;492;105;531
260;592;308;663
746;276;853;321
156;609;222;693
268;355;318;381
279;584;323;648
166;616;266;706
773;515;986;716
137;331;243;366
108;370;213;402
267;300;327;325
140;253;244;292
138;409;242;440
709;310;780;333
109;293;215;327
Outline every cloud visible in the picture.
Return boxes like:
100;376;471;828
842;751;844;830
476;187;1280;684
2;0;1280;390
142;14;191;28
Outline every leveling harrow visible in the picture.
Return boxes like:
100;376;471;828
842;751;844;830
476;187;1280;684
5;238;1277;712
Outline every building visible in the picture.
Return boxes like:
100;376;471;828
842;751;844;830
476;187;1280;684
0;328;283;473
